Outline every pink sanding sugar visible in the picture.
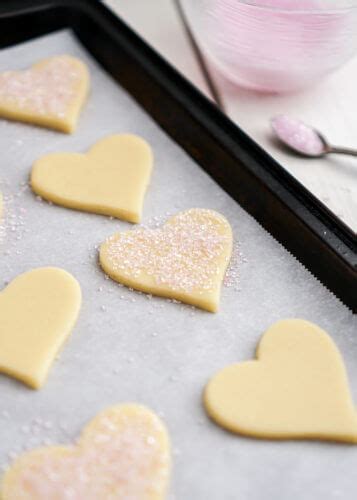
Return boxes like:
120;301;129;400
199;0;356;92
6;410;169;499
0;56;81;117
271;115;325;156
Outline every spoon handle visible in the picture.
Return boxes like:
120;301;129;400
329;145;357;157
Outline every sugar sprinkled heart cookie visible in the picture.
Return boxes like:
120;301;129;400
1;404;171;500
100;208;233;312
31;134;153;223
0;55;89;133
204;319;357;442
0;267;81;389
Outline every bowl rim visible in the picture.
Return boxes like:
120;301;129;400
232;0;357;12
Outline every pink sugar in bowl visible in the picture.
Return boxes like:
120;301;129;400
182;0;357;93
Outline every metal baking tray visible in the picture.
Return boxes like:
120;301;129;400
0;0;356;310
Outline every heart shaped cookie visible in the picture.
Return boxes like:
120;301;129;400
1;404;170;500
204;319;357;442
100;208;233;312
0;267;81;389
0;55;89;133
31;134;153;223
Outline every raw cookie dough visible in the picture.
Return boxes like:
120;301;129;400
1;404;171;500
0;267;81;389
100;208;233;312
31;134;153;223
0;55;89;133
204;319;357;442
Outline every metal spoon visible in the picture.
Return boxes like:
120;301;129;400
271;115;357;159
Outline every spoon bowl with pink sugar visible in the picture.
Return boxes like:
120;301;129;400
271;115;357;159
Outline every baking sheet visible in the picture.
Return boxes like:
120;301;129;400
0;30;356;500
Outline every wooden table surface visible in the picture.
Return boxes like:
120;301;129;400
105;0;357;233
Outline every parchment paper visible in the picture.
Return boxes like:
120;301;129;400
0;30;356;500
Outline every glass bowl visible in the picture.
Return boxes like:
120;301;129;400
182;0;357;93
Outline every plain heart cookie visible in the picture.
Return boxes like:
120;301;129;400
1;404;171;500
99;208;233;312
31;134;153;223
0;267;81;389
204;319;357;442
0;55;89;133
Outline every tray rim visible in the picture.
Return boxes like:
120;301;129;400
0;0;356;311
